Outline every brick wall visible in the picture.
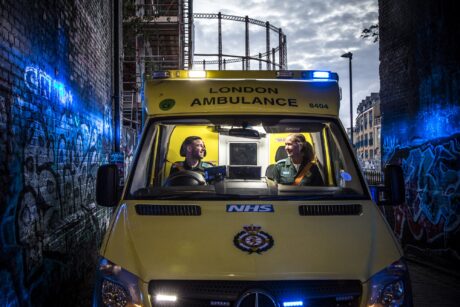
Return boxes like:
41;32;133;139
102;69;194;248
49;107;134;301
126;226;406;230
0;0;114;305
379;0;417;126
379;0;460;270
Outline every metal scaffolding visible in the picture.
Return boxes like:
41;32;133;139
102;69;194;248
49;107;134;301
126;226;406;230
121;1;288;137
122;0;193;134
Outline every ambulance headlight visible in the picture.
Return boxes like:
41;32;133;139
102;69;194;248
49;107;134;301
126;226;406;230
93;257;142;307
366;259;412;306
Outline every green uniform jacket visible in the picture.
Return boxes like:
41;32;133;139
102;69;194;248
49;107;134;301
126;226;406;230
273;157;324;186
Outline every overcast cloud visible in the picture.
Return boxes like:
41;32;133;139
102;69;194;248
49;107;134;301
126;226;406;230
193;0;379;128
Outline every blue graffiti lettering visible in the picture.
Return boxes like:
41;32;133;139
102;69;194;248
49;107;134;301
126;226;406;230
401;138;460;231
383;135;399;162
24;66;73;106
24;66;39;93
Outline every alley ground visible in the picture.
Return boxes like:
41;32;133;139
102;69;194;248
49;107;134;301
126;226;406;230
408;258;460;306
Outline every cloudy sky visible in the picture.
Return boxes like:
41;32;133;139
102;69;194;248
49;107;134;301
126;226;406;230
193;0;379;129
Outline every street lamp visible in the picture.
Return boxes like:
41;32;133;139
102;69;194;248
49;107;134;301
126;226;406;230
341;52;353;146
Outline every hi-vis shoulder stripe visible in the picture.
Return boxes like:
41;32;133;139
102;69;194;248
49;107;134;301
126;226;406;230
226;205;274;213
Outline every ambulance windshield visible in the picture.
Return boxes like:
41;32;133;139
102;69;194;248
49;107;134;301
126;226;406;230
127;116;368;200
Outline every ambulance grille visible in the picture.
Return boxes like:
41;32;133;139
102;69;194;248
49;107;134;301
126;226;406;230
148;280;361;307
298;204;362;216
135;204;201;216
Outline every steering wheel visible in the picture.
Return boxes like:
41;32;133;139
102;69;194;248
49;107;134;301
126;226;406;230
164;170;206;187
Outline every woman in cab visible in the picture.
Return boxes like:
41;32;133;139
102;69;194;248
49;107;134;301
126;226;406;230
273;133;324;186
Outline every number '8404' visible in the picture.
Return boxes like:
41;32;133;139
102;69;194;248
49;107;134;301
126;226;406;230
309;103;329;109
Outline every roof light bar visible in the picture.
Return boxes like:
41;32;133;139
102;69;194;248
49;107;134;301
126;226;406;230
276;71;294;79
210;301;231;306
188;70;206;78
301;70;337;81
152;71;171;79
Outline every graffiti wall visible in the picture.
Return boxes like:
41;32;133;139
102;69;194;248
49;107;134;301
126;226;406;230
383;131;460;268
380;82;460;269
379;0;460;269
0;0;114;305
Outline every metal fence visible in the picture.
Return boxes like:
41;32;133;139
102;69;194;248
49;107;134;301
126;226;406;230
363;170;384;185
363;170;384;204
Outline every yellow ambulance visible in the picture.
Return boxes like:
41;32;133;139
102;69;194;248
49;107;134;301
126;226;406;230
93;70;412;307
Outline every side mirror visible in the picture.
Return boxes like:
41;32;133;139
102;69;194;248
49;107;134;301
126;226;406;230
384;164;405;206
96;164;121;207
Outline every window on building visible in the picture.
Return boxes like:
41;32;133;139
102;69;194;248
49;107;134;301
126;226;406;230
364;114;368;129
370;149;374;159
365;134;368;146
369;132;373;146
369;110;373;127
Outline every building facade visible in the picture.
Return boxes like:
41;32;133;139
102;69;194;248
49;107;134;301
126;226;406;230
354;93;381;171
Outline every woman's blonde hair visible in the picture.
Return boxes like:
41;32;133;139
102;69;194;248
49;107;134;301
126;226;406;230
287;133;315;162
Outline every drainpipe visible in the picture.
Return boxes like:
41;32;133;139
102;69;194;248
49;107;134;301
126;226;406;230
113;0;121;152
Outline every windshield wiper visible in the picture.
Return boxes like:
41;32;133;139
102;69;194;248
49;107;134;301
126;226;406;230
151;192;228;200
132;188;367;201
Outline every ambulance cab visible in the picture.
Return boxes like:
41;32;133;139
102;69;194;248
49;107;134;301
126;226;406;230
93;70;412;307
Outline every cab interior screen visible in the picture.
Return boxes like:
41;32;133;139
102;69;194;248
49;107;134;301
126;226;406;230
229;143;257;165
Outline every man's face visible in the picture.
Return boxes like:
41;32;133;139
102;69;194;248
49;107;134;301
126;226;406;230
284;136;302;157
187;139;206;159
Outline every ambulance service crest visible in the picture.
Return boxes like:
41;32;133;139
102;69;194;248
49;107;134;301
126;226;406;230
233;225;274;254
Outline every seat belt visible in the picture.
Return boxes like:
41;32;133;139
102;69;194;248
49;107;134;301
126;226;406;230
293;161;315;186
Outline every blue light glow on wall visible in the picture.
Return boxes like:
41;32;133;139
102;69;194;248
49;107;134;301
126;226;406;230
418;105;460;140
24;66;73;107
1;63;112;305
383;105;460;162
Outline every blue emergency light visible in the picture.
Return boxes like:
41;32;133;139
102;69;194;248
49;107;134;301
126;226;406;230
312;71;330;79
301;70;337;81
283;301;304;307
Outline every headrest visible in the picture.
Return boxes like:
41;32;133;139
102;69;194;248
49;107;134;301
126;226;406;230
275;145;287;161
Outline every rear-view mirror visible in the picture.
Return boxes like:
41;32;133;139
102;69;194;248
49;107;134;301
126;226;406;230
228;128;260;138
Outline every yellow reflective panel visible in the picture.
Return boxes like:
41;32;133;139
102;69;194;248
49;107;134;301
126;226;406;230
145;79;339;117
103;200;402;282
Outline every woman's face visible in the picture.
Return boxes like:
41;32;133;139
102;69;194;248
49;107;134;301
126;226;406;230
285;136;303;158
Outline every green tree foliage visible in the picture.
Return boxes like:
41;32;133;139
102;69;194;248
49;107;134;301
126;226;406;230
361;24;379;43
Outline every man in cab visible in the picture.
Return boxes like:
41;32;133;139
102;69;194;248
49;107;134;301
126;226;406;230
169;136;214;177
